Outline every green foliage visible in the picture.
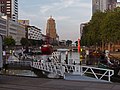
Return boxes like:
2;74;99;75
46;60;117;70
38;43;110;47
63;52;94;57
75;41;78;46
101;9;120;43
28;39;44;46
66;40;72;46
20;37;29;46
3;36;16;46
81;7;120;47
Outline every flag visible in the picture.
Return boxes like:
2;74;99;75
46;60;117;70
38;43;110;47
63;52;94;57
78;38;80;53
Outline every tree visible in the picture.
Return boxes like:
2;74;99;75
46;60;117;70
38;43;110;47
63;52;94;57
100;8;120;50
89;11;106;46
75;41;78;46
81;11;106;47
38;39;44;46
66;40;72;46
3;36;16;46
20;37;29;46
81;7;120;51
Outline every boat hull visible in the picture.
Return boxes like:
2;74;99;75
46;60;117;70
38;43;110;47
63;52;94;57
41;45;53;55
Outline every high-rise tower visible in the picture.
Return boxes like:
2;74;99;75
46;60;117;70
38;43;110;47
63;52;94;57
92;0;117;14
46;16;58;43
0;0;18;22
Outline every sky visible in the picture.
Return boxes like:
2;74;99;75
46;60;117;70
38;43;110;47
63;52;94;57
18;0;92;42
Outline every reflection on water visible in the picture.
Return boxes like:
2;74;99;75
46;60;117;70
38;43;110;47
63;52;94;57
0;69;37;77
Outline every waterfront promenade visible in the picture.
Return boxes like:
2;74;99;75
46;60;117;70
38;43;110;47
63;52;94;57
0;75;120;90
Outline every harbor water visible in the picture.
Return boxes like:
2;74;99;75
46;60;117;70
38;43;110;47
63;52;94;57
0;69;37;77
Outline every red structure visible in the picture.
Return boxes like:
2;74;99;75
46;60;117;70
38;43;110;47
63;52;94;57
41;44;53;55
78;39;81;53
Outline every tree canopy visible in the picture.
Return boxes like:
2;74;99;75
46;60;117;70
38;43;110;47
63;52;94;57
3;36;16;46
20;37;29;46
81;7;120;50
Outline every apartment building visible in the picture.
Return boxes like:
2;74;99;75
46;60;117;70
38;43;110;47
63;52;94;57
0;0;18;22
0;17;7;38
92;0;117;14
26;26;42;40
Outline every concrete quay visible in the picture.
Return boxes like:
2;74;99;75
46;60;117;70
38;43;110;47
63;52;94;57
0;75;120;90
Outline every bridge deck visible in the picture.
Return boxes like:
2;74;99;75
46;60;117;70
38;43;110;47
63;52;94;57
64;73;110;83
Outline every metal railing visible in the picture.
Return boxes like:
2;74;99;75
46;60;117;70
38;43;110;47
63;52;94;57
32;61;114;82
63;64;114;82
32;62;64;76
6;61;31;66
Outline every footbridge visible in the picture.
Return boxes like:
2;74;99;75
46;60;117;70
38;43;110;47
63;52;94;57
31;52;114;82
53;46;78;51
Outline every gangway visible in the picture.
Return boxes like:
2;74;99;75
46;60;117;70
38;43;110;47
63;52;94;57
31;51;114;82
31;62;114;82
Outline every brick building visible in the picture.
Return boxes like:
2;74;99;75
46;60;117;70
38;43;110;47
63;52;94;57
46;16;59;45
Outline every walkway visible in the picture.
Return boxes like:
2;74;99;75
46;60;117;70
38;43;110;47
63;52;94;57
0;75;120;90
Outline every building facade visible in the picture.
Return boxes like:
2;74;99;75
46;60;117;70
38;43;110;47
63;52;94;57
26;26;42;40
46;16;57;39
18;20;29;26
116;2;120;7
16;23;26;45
92;0;117;14
0;16;26;45
0;0;18;22
80;23;88;40
0;17;7;38
46;16;59;44
7;18;26;45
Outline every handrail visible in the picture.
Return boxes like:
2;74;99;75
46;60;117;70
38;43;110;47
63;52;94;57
6;61;31;66
32;62;114;82
63;64;114;82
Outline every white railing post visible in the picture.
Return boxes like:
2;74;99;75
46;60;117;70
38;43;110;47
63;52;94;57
80;65;83;76
108;71;111;82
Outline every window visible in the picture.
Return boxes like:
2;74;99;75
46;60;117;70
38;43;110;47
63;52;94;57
7;12;10;14
7;1;11;3
7;9;10;11
7;4;10;6
7;7;10;8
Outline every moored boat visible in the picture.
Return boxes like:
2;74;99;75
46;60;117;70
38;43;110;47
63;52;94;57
41;44;53;55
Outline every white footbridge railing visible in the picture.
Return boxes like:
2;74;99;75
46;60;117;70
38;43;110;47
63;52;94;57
31;51;114;82
32;62;114;82
6;60;31;66
32;62;64;76
63;64;114;82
